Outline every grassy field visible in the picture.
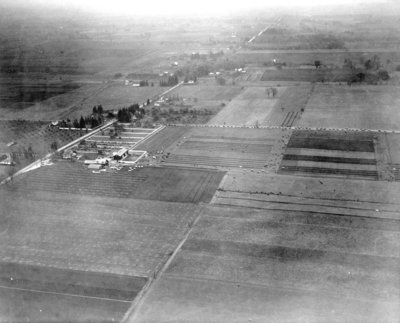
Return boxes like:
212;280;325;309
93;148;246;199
209;87;283;126
299;84;400;130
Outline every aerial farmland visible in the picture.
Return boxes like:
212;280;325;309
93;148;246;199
0;0;400;322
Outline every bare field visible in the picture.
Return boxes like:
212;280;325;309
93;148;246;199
299;84;400;130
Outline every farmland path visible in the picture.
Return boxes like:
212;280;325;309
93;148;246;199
167;123;400;134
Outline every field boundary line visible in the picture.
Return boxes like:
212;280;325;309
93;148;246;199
162;273;400;305
168;123;400;134
122;205;205;323
0;285;132;303
214;202;400;221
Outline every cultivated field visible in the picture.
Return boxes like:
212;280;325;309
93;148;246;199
7;161;224;203
162;127;288;171
299;84;400;130
278;130;379;180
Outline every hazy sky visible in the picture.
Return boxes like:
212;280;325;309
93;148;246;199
14;0;387;16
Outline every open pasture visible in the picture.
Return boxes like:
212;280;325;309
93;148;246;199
261;68;353;83
0;185;200;321
299;84;400;131
236;49;400;67
8;161;224;204
0;83;107;121
133;202;400;323
209;87;283;126
81;84;162;110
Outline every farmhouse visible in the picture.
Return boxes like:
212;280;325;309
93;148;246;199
113;147;129;160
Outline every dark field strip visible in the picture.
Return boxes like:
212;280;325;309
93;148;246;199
287;137;375;152
182;239;400;271
165;154;266;168
0;262;146;301
291;129;375;141
279;165;378;179
282;154;376;165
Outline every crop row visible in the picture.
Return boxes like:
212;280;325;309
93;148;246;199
278;165;378;179
282;154;377;165
164;154;266;168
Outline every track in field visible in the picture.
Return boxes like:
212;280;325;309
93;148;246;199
281;111;299;127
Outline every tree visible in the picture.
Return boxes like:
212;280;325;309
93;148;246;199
79;116;86;129
271;88;278;97
50;141;58;151
314;60;321;69
92;106;98;114
73;118;79;128
216;77;226;86
364;59;372;70
378;70;389;81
